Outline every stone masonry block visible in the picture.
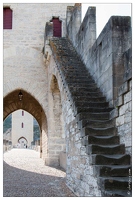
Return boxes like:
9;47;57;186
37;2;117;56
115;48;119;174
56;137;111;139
118;81;128;96
129;80;132;90
124;68;132;82
114;95;123;107
119;104;127;116
124;90;132;104
116;115;124;126
124;112;131;124
109;108;118;119
49;145;62;151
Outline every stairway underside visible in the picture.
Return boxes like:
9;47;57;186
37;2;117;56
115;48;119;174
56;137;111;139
49;37;132;197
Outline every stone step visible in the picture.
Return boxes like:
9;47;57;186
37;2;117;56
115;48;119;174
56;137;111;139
60;64;89;70
63;70;90;76
62;68;89;73
74;101;109;108
65;75;93;80
102;189;132;197
77;112;109;121
82;135;119;146
61;65;88;71
70;92;103;99
98;177;132;191
65;72;91;78
86;144;125;155
91;154;131;165
50;37;132;197
69;86;100;93
63;79;95;86
62;62;85;68
94;165;132;177
78;119;114;129
55;49;79;57
81;127;117;137
73;96;106;103
75;107;113;115
74;101;109;113
66;79;95;84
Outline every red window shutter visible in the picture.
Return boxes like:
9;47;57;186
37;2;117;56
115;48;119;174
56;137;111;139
52;18;61;37
3;8;12;29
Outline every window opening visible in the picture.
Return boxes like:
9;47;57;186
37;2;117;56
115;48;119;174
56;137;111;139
3;7;12;29
22;111;24;116
52;18;62;37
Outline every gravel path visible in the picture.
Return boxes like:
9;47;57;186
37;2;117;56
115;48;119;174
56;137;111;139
3;149;75;197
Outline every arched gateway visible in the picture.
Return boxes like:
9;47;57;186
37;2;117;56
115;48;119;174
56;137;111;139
3;3;70;166
3;3;132;197
3;89;47;159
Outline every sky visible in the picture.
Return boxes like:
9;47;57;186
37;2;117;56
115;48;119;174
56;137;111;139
82;3;131;37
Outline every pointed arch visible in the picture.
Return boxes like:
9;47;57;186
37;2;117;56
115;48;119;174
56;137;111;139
3;89;48;159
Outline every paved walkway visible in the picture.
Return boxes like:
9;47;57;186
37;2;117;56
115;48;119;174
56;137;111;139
3;149;75;197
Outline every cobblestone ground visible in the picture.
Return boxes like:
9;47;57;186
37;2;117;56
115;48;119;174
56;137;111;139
3;149;75;197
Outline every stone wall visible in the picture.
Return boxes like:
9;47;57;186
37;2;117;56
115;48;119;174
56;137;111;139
3;3;73;165
3;140;12;152
3;3;132;197
115;79;132;155
66;4;82;47
43;36;101;194
63;100;101;196
112;48;132;155
44;33;103;196
64;4;132;196
67;6;132;106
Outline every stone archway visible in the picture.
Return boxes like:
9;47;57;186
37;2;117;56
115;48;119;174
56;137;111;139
3;89;48;160
18;136;28;148
50;75;65;141
44;74;65;166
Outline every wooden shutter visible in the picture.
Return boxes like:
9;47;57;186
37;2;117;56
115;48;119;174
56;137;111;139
52;18;61;37
3;8;12;29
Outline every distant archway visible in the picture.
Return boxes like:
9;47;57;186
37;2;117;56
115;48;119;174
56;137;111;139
18;136;28;148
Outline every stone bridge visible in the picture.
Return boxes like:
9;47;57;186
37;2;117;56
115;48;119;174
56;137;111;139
3;3;132;197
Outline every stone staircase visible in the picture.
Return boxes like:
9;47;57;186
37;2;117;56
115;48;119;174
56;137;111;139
49;37;132;197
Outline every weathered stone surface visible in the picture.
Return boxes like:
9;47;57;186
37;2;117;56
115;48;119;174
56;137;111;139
118;82;128;96
109;108;119;119
4;3;132;198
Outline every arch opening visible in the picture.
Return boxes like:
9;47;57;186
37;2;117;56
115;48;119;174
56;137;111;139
3;109;41;153
3;89;48;159
46;75;65;167
18;136;28;148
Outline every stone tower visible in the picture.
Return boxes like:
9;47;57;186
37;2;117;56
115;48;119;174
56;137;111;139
12;110;33;148
3;3;132;197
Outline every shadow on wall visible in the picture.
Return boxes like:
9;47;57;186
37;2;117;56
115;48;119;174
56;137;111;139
3;161;75;197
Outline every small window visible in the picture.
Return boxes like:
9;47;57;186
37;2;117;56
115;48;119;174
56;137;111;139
3;7;12;29
22;122;24;128
22;111;24;116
